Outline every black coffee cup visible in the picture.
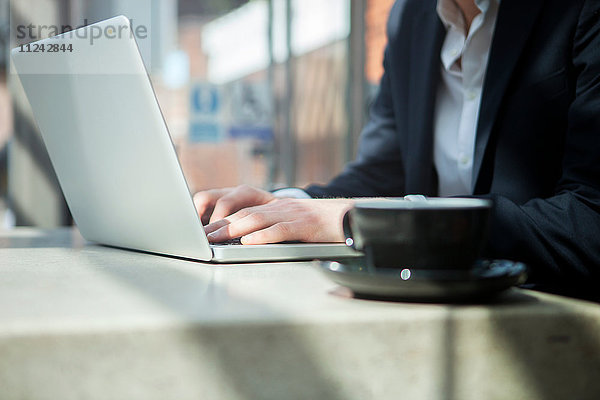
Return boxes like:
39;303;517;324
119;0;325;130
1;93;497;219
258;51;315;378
342;198;492;269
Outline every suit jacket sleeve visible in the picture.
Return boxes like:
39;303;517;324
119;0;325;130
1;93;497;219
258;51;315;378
485;0;600;294
305;47;406;198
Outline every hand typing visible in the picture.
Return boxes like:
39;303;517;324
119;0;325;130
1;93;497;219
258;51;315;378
203;197;355;245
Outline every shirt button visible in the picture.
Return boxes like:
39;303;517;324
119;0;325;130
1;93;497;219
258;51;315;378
460;155;471;165
450;49;459;57
466;90;478;101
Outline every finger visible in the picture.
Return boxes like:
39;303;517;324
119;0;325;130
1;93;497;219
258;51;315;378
209;197;237;224
200;207;214;225
241;222;297;245
204;219;230;235
219;199;294;224
205;203;274;239
209;185;273;224
207;211;280;243
193;190;226;224
215;205;261;225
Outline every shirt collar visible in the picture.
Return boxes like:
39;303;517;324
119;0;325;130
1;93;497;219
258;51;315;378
437;0;499;32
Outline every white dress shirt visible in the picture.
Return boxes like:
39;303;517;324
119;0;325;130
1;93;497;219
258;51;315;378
434;0;499;196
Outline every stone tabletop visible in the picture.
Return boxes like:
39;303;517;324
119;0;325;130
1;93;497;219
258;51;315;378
1;228;599;400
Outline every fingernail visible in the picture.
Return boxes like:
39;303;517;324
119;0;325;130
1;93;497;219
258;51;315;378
241;234;253;245
207;232;219;241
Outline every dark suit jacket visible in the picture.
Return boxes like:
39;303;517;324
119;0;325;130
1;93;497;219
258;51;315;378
305;0;600;299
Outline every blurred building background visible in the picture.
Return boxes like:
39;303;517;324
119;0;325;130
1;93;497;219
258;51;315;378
0;0;394;228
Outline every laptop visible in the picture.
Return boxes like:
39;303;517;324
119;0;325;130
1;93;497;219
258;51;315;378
10;15;360;263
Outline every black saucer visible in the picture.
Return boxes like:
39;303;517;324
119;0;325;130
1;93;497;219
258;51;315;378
317;259;527;303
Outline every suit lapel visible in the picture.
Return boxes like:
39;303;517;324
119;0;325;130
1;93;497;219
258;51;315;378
406;4;445;195
472;0;544;193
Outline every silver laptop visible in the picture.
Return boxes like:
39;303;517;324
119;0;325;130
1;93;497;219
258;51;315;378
10;15;359;263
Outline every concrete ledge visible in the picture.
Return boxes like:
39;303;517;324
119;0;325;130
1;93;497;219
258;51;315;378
1;228;599;399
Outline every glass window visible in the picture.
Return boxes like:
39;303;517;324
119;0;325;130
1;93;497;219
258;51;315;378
2;0;398;226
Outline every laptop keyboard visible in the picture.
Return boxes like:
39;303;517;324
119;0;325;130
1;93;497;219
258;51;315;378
211;237;242;246
211;238;303;246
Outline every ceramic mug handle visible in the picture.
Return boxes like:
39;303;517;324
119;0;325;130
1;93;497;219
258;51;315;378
342;210;357;249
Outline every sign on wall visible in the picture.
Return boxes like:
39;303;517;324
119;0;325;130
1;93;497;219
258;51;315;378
228;81;274;142
189;83;224;143
189;81;274;143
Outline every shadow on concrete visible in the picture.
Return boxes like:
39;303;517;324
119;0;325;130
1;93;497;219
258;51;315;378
339;284;600;399
486;293;600;400
435;291;600;399
78;248;350;400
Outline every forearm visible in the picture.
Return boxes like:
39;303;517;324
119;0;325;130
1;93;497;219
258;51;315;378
305;159;406;198
483;189;600;294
